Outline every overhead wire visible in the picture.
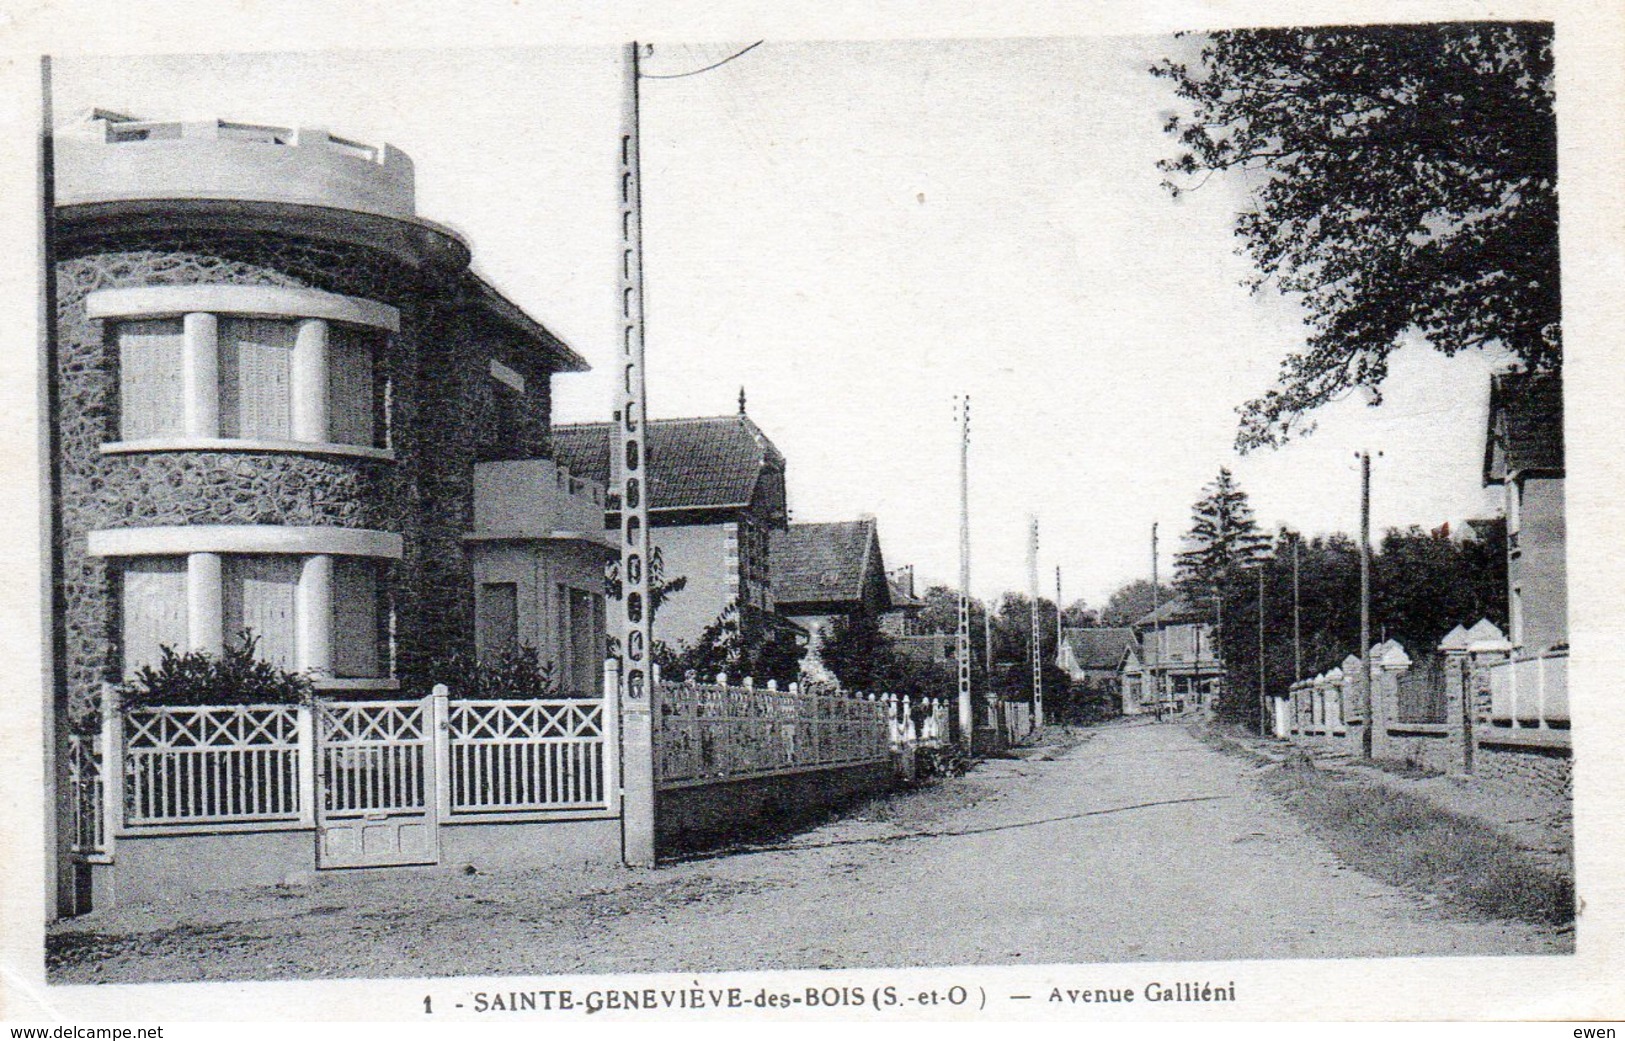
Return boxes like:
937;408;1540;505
640;40;764;79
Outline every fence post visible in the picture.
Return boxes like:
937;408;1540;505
100;684;122;847
431;684;451;822
1438;626;1473;774
603;658;623;815
296;699;317;828
1373;641;1411;762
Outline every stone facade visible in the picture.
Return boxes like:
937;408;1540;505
55;177;568;725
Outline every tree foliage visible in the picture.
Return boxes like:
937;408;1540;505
1212;524;1506;729
1175;468;1271;595
819;612;957;699
1155;23;1558;450
1098;579;1179;627
656;602;806;688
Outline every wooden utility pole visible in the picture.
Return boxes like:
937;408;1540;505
616;41;657;867
1359;450;1373;760
956;395;973;746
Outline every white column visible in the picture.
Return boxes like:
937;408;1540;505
297;553;334;677
186;551;223;655
182;312;219;437
291;318;328;442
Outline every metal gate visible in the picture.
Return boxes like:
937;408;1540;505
315;697;439;868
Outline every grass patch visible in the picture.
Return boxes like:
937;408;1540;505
1197;723;1573;927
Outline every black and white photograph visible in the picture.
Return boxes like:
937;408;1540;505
3;0;1622;1027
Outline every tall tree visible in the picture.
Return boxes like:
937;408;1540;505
1154;23;1558;450
1098;579;1178;628
1175;468;1271;595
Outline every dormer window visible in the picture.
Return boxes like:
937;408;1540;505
94;285;396;460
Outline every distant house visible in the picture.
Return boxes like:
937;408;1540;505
883;565;954;664
1059;627;1139;716
773;517;893;664
1059;628;1138;685
1122;598;1222;711
551;403;789;650
1483;370;1566;655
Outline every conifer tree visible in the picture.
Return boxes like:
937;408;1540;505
1175;468;1271;595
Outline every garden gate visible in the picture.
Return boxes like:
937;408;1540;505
315;697;439;868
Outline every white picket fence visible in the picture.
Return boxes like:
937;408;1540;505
77;685;612;846
446;699;608;812
656;674;947;788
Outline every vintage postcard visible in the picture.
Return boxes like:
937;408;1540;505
2;0;1622;1028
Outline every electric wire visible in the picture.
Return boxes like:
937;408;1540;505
640;41;764;79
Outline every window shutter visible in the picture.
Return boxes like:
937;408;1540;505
121;558;187;677
224;556;298;668
328;327;376;446
334;558;382;678
220;319;294;439
118;319;185;440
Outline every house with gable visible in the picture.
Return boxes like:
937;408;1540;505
551;396;789;651
1122;597;1222;712
772;517;893;664
1483;369;1566;657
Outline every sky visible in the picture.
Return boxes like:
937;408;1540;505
55;36;1507;609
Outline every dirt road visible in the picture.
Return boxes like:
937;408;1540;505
48;719;1565;983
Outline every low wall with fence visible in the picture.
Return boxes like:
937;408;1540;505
653;672;949;851
69;684;622;909
1283;620;1571;809
70;668;956;904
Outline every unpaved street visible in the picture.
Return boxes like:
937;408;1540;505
49;720;1566;983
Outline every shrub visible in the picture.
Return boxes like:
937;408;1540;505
118;633;315;711
430;646;566;700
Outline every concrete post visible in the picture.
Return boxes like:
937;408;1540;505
602;658;622;815
1372;641;1411;762
291;318;328;442
182;312;219;438
186;551;223;655
431;684;451;821
295;702;316;827
1439;625;1473;775
296;554;333;678
100;684;122;849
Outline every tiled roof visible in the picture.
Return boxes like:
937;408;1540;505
1133;597;1211;629
773;519;883;608
551;414;784;512
1484;370;1563;482
1061;627;1138;671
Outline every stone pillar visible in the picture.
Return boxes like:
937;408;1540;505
182;312;219;437
296;553;333;678
186;551;223;655
1439;625;1473;775
291;318;329;442
1372;641;1411;763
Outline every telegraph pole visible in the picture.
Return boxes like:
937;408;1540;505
1029;515;1043;730
956;395;973;747
1150;523;1163;719
1257;565;1267;736
1359;450;1373;760
1292;533;1302;683
616;41;656;867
